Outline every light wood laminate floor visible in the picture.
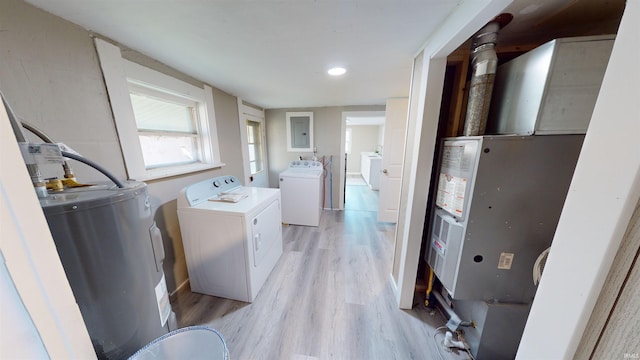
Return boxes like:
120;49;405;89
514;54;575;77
172;185;471;360
345;175;378;212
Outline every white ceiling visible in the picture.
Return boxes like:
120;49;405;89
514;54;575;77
23;0;462;109
23;0;625;110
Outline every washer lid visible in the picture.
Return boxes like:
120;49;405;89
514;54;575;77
185;187;280;214
180;175;242;207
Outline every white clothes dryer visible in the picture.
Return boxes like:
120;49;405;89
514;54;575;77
177;175;282;302
279;160;323;227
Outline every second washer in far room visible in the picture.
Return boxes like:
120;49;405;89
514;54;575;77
279;160;323;226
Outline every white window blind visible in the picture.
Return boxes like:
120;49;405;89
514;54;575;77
94;38;224;180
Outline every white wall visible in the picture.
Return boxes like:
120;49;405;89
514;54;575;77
517;2;640;358
0;253;48;359
0;0;125;181
0;99;95;358
347;125;382;174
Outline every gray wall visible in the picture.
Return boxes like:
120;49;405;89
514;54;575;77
266;105;385;209
0;1;125;181
0;0;244;294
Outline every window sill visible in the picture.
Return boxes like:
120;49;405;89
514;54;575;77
133;162;226;182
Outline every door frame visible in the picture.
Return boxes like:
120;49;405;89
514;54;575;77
393;0;513;309
339;110;386;210
237;98;268;187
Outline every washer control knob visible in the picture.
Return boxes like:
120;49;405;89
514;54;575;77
213;181;220;187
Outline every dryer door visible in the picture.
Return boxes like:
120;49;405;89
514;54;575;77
251;199;282;268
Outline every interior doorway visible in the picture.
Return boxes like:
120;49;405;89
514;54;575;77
237;99;268;187
339;111;385;212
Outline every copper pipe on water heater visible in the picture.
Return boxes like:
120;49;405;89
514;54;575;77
462;14;513;136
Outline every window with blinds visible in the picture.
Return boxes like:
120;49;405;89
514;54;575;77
246;119;263;174
129;85;201;169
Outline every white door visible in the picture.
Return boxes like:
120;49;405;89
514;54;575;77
377;98;409;223
238;99;269;187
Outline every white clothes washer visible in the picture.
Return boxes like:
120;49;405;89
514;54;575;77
177;175;282;302
279;160;323;227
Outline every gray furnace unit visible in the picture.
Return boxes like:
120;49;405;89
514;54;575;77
425;34;613;360
427;135;583;303
426;135;583;359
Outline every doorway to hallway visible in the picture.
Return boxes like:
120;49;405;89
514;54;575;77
345;174;379;212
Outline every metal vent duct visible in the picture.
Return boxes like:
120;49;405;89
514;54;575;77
463;14;512;136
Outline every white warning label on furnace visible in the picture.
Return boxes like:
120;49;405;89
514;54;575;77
441;145;464;169
498;252;514;270
436;173;467;217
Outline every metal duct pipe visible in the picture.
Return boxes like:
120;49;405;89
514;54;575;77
462;21;501;136
1;91;48;198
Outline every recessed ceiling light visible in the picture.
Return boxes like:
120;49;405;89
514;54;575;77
328;67;346;76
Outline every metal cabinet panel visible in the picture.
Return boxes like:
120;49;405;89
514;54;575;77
487;35;614;135
427;135;584;302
